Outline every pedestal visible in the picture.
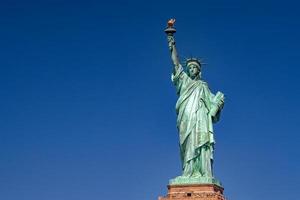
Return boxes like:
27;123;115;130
158;184;226;200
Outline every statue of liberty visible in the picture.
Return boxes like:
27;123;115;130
165;19;225;185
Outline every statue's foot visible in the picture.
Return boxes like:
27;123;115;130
169;175;222;187
191;171;202;177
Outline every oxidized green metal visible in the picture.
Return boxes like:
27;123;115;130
165;19;225;186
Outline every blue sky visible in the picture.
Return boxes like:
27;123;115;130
0;1;300;200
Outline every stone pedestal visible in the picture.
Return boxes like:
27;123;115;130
158;184;226;200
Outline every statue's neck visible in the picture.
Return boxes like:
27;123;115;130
191;75;200;80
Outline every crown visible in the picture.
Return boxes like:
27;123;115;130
185;57;205;68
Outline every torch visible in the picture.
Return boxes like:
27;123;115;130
164;19;176;36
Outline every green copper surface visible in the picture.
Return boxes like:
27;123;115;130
169;176;222;187
165;20;225;185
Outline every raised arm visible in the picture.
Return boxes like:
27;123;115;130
165;19;182;73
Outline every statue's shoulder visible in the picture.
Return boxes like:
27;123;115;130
199;80;208;86
199;80;211;91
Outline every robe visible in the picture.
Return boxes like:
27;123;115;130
171;66;224;177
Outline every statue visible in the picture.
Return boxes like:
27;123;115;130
165;19;225;185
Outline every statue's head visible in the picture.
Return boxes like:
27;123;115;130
186;58;202;80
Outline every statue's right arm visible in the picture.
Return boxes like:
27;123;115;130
167;35;182;73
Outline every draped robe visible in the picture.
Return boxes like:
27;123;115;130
171;66;223;177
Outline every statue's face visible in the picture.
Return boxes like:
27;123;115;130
188;64;200;79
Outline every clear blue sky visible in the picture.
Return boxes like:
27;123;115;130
1;1;299;200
